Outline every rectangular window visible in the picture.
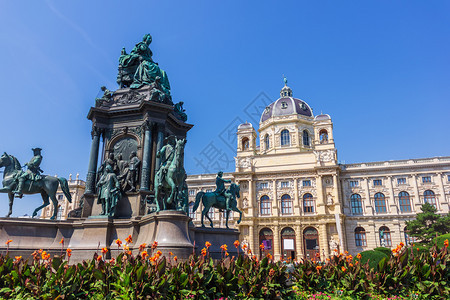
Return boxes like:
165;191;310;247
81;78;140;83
57;194;64;201
302;180;311;187
355;232;367;247
208;207;214;219
281;200;293;215
349;180;359;187
373;179;382;186
260;200;271;215
422;176;431;183
260;182;269;189
189;190;195;196
397;178;406;185
189;205;196;219
447;175;450;182
280;181;290;188
206;189;213;193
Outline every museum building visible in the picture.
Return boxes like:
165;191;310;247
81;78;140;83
186;82;450;261
44;82;450;261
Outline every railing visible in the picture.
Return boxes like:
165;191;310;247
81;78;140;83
342;156;450;170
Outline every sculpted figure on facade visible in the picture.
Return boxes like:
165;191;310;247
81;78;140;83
174;101;188;122
96;165;121;217
126;151;140;192
329;236;339;253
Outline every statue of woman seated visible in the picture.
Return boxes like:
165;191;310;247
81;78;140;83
118;34;171;94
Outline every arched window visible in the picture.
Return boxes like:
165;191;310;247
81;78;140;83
242;137;249;150
303;130;310;146
189;202;196;219
281;227;296;260
399;191;411;213
303;193;315;213
281;194;292;215
351;194;363;215
319;129;328;144
404;227;417;246
265;134;270;150
374;192;387;213
260;195;271;216
259;228;273;257
354;227;367;247
379;226;392;247
303;227;319;259
424;190;436;207
281;130;290;146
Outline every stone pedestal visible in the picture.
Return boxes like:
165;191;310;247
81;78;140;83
191;227;241;259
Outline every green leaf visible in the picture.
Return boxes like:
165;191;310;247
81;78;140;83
136;265;144;282
52;256;62;270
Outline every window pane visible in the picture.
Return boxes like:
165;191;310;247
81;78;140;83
303;193;315;213
351;194;363;214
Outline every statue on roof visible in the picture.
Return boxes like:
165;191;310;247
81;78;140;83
117;34;171;97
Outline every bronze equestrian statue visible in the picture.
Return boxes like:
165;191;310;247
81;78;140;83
0;150;71;219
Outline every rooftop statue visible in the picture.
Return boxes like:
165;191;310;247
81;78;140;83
154;136;187;211
174;101;188;122
117;34;171;96
0;150;72;219
192;171;243;228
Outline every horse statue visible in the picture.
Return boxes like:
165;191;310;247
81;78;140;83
193;183;242;228
154;138;187;211
0;152;72;219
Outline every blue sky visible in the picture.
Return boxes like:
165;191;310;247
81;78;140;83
0;1;449;216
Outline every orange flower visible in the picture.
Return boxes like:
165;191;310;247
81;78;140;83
125;235;132;244
341;266;347;272
252;255;257;260
5;240;12;245
242;244;248;250
259;243;265;250
115;239;122;247
234;240;240;248
156;250;162;256
110;257;116;264
417;248;419;251
269;268;275;276
141;251;148;259
349;263;354;267
326;258;330;262
127;250;132;256
169;252;173;256
66;248;72;257
356;253;362;259
97;255;103;262
225;251;229;257
315;252;320;258
139;243;147;252
444;239;449;248
59;238;64;244
220;244;228;252
355;261;359;265
344;251;349;255
151;241;158;249
201;247;207;256
38;249;43;254
266;253;272;260
32;251;39;260
316;266;322;271
124;245;130;251
205;241;211;249
399;242;404;247
101;247;108;254
248;249;252;255
173;256;178;262
15;256;22;261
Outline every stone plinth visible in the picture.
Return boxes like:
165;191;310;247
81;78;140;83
0;215;239;263
190;227;240;259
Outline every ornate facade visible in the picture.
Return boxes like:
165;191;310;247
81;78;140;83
186;82;450;260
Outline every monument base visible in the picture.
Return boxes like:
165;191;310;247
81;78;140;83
0;214;240;263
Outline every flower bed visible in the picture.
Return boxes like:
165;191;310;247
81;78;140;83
0;238;448;299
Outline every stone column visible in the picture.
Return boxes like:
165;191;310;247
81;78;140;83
436;173;448;213
249;225;255;253
363;177;372;215
140;121;153;191
248;178;254;217
293;178;300;215
316;175;325;214
320;224;329;258
154;124;165;172
411;174;420;212
295;224;303;260
85;126;101;194
273;225;280;260
272;180;278;217
386;176;396;214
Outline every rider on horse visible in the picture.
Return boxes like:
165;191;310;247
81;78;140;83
14;148;43;197
215;171;232;210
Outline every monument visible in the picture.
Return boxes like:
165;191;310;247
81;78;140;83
0;33;240;261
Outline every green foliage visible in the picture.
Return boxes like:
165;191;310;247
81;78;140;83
433;233;450;248
359;250;389;270
373;247;391;257
405;203;450;244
